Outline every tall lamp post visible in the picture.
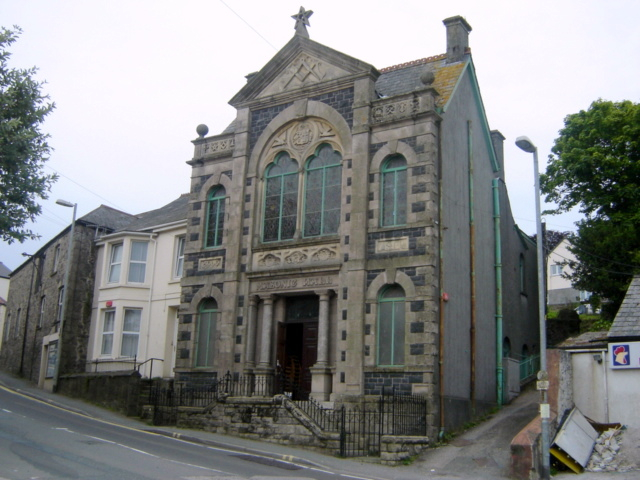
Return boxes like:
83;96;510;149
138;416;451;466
515;136;550;480
52;199;77;393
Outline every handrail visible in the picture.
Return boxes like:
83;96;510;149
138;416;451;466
85;356;164;379
136;357;164;379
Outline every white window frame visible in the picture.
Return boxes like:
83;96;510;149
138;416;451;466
101;310;115;356
56;287;64;326
127;241;148;284
108;243;123;283
120;308;142;358
38;296;46;328
52;244;60;273
551;264;563;276
174;236;185;278
14;308;21;338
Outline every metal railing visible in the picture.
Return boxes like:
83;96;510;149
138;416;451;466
519;354;540;382
148;373;428;458
85;357;164;379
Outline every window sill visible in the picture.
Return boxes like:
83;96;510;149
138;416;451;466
253;235;340;252
99;283;150;291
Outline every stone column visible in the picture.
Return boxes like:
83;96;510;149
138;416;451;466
310;289;333;402
315;289;331;366
244;295;258;373
257;294;275;371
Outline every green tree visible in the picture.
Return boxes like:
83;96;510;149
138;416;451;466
0;26;56;243
541;99;640;318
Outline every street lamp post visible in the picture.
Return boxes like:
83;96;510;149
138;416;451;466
515;136;550;480
52;199;77;393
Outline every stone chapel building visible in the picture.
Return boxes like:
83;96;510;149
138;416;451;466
174;13;539;434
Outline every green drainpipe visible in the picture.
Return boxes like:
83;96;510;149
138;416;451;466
493;178;504;406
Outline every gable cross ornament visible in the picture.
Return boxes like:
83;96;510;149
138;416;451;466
292;6;313;38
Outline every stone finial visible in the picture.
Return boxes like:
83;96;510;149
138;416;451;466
196;124;209;138
292;6;313;38
420;68;435;86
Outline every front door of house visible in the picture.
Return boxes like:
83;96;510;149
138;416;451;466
277;295;318;399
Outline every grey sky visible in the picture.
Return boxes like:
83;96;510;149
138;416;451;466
2;0;639;271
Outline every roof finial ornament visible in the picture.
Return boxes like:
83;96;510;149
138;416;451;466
292;6;313;38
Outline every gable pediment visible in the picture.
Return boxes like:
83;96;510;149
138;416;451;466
230;35;378;107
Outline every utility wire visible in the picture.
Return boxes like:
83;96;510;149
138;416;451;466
45;164;125;211
218;0;278;51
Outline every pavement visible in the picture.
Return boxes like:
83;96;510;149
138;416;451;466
1;370;638;480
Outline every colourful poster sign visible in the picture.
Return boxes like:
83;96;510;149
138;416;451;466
609;342;640;369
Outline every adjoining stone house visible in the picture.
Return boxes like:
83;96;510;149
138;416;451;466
86;195;188;379
171;13;539;436
0;206;135;390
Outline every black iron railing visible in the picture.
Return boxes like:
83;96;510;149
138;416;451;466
85;356;164;379
148;373;428;458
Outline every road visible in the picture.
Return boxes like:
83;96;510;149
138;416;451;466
0;385;374;480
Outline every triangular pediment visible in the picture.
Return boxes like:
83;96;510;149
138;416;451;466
229;35;378;107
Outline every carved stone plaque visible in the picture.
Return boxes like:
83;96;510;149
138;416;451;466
199;256;223;271
255;244;339;271
375;237;409;254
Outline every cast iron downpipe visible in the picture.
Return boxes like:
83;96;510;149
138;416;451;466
493;178;504;405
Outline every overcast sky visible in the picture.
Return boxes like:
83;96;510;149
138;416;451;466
2;0;639;271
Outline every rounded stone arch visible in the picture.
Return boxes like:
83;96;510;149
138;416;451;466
197;171;233;203
248;100;352;178
366;269;417;302
189;284;224;313
370;140;419;175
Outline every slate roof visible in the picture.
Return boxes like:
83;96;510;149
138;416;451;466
78;205;136;231
376;54;468;110
116;194;189;233
0;262;11;279
557;331;608;349
608;275;640;339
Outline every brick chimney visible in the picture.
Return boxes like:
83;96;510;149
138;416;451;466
443;16;472;63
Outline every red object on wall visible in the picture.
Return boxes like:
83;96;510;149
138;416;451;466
106;300;113;307
442;292;449;302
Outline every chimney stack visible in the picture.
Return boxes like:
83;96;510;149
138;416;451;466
490;130;506;180
443;16;472;63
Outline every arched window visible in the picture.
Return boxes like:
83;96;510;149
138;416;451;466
377;284;406;366
205;186;226;248
503;337;511;358
303;144;342;237
263;152;299;242
381;155;407;226
195;298;218;367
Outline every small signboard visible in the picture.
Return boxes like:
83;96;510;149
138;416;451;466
609;341;640;369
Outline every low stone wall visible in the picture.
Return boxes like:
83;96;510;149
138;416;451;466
380;435;430;465
171;395;429;461
510;349;567;479
176;395;340;453
511;416;542;480
57;371;141;416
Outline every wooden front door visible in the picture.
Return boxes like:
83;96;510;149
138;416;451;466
277;296;318;398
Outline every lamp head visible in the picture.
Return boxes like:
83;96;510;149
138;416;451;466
56;199;75;208
515;136;537;153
